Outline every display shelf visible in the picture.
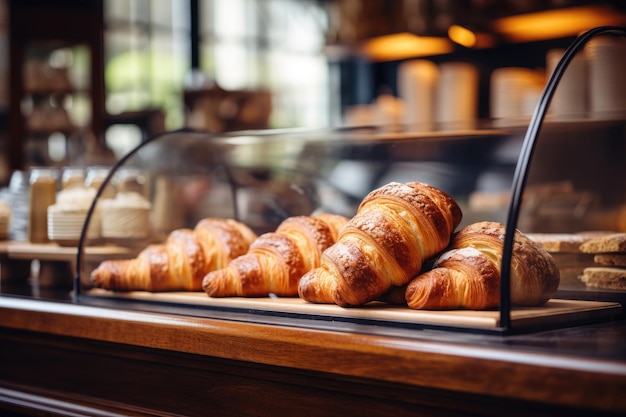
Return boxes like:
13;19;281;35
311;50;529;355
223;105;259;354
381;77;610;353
7;0;104;171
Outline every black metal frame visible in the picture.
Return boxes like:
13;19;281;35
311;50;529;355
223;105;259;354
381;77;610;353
74;26;626;336
500;26;626;332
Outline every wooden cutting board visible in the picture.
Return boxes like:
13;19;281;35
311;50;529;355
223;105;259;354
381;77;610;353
6;242;133;262
87;289;622;330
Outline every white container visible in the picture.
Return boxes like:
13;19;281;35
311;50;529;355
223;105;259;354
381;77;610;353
586;36;626;119
397;59;439;132
546;48;587;119
435;62;478;130
491;67;543;121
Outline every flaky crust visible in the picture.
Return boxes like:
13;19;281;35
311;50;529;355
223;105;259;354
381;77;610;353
202;214;348;297
91;218;257;291
405;221;560;310
298;182;462;306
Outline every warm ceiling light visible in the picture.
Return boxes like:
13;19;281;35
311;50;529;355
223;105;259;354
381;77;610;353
448;25;477;48
360;32;454;61
493;5;626;42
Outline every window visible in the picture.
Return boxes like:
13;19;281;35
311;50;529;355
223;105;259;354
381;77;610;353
104;0;331;132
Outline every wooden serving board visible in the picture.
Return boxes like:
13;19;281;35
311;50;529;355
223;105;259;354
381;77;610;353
87;289;622;330
6;242;134;262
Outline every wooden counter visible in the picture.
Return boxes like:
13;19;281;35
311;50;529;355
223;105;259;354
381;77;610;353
1;294;625;417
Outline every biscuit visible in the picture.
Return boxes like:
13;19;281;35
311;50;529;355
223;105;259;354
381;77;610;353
580;233;626;253
580;267;626;290
594;253;626;267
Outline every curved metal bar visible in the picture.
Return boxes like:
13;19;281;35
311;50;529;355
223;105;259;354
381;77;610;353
73;128;238;299
500;26;626;331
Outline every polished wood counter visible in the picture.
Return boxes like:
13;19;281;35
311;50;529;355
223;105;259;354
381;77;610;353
1;292;626;417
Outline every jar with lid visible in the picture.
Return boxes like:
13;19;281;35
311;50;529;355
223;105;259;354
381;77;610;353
115;168;148;198
28;167;59;243
61;166;85;190
85;166;115;199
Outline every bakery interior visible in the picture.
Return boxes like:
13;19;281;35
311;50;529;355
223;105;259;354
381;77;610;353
1;0;626;416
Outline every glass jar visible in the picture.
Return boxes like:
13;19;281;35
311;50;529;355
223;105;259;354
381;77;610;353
61;166;85;190
28;167;59;243
85;166;115;199
114;168;148;198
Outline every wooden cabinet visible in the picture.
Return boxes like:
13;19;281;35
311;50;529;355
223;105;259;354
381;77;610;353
7;0;104;171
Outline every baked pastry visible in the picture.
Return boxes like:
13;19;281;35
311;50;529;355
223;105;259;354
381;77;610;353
203;214;348;297
404;221;560;310
525;232;608;285
576;233;626;289
298;182;462;306
100;192;152;239
91;218;257;291
594;253;626;267
47;186;100;244
580;267;626;290
579;233;626;253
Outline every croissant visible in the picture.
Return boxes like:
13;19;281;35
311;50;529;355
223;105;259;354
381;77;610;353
298;182;462;306
202;214;348;297
91;218;257;291
404;221;560;310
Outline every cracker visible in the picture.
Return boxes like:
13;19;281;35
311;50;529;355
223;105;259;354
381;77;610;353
594;253;626;267
580;267;626;290
527;233;586;253
579;233;626;254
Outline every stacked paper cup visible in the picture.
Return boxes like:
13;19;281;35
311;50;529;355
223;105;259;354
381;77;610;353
490;67;544;124
586;36;626;119
397;59;439;132
546;48;587;120
435;62;478;130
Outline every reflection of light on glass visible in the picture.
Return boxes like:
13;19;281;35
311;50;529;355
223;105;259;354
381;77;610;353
48;132;66;161
493;5;626;42
361;33;454;61
226;135;262;145
448;25;476;48
105;125;142;160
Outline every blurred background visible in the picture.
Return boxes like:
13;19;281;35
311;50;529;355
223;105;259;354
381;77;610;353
0;0;626;182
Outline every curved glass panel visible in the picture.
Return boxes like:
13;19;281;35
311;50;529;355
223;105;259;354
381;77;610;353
75;28;625;334
507;27;626;317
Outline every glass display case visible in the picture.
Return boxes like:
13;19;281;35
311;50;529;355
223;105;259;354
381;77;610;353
74;27;626;336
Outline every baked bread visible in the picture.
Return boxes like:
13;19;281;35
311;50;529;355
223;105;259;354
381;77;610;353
526;233;588;253
594;253;626;267
298;182;462;306
580;233;626;253
580;267;626;290
404;221;560;310
100;192;152;239
203;214;348;297
91;218;257;291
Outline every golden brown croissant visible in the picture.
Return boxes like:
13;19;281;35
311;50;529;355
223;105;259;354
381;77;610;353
404;221;560;310
298;182;462;306
202;214;348;297
91;218;257;291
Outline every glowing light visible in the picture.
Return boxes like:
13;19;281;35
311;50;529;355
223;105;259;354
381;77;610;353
448;25;477;48
493;5;626;42
360;32;454;61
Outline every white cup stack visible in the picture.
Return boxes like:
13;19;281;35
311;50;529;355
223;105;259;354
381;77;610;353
546;48;587;120
490;67;544;125
397;59;439;132
586;36;626;120
435;62;478;130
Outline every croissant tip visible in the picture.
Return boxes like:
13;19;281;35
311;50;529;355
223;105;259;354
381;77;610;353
202;272;216;295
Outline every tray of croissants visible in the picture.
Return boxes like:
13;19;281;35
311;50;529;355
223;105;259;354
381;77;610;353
86;181;621;330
